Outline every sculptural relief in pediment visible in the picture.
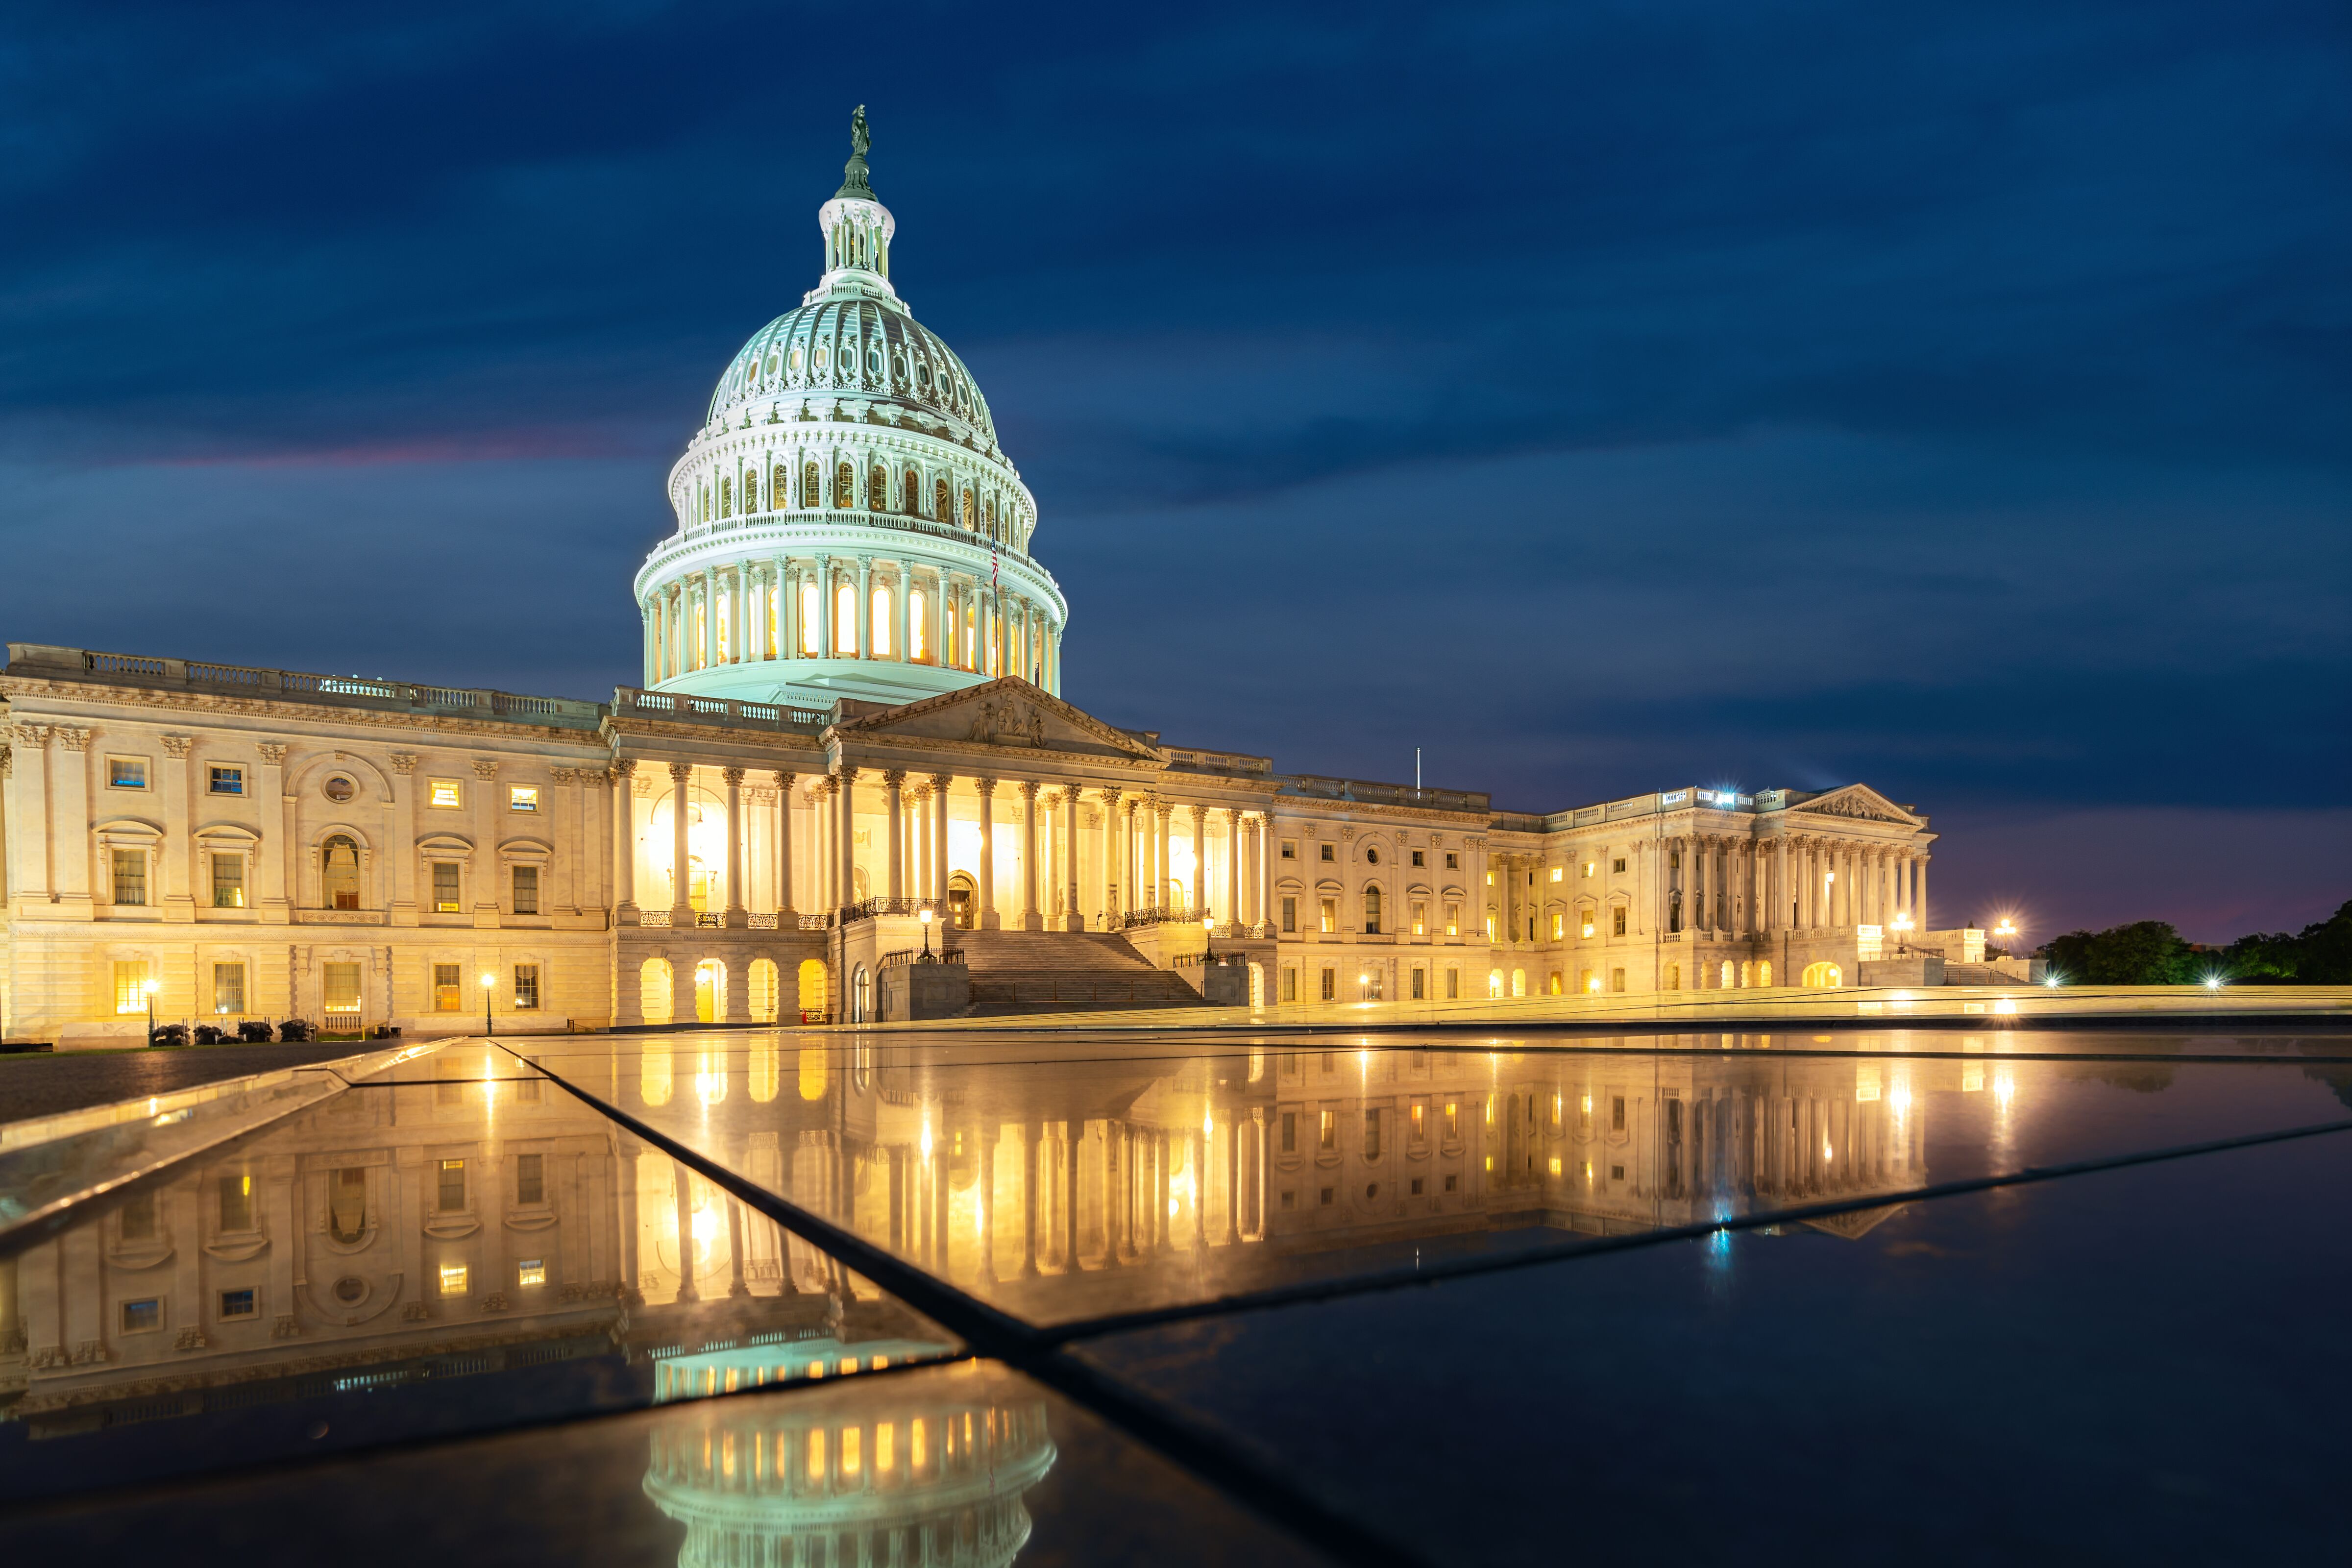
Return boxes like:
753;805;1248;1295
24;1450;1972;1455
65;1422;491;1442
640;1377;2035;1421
1790;785;1918;827
836;679;1163;764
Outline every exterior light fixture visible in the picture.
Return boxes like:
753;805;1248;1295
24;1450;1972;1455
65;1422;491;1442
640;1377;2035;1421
480;972;496;1037
143;977;158;1043
919;905;934;961
1993;917;2019;939
2203;975;2224;992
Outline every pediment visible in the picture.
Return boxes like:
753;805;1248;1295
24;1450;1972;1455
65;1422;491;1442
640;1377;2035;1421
1789;784;1919;827
832;678;1167;765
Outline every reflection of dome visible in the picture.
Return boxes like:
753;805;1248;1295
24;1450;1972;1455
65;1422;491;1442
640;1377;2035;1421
643;1356;1055;1568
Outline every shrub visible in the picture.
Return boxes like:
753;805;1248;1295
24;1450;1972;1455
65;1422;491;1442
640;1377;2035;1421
278;1019;314;1043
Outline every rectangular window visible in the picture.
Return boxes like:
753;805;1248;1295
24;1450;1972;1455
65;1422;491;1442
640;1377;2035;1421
1319;898;1336;934
113;959;151;1014
429;779;463;808
1412;901;1427;936
1612;1096;1627;1132
121;1298;162;1333
1319;967;1336;1002
433;962;463;1011
1318;843;1335;863
439;1262;469;1297
1411;850;1425;867
517;1258;547;1288
120;1191;156;1240
1281;968;1297;1003
1445;902;1460;937
219;1172;254;1231
1581;912;1595;938
1610;967;1626;993
1484;913;1496;940
1665;962;1681;990
322;962;362;1015
1445;852;1459;870
508;785;539;813
1613;906;1628;936
1280;841;1296;860
1550;866;1563;882
211;853;245;907
111;848;147;906
1319;1186;1335;1206
219;1288;257;1321
1551;912;1564;940
1364;1109;1383;1160
1411;1102;1426;1143
1446;967;1460;1000
1280;1111;1297;1153
1319;1109;1337;1151
1411;967;1425;1000
1280;896;1297;934
514;964;541;1010
512;865;539;915
108;757;148;789
1444;1102;1460;1140
1410;1176;1424;1196
437;1158;466;1212
1583;860;1595;878
432;862;462;914
208;765;244;795
1612;858;1627;873
328;1168;366;1242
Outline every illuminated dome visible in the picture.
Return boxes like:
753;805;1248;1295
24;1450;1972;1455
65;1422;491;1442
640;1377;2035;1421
633;107;1065;709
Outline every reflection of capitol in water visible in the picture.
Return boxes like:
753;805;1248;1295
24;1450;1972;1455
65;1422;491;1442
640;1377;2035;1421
644;1357;1054;1568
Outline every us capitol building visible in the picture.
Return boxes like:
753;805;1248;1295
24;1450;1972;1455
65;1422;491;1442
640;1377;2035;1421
0;114;1955;1045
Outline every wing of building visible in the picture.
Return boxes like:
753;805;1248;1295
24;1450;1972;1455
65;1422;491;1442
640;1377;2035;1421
0;115;1953;1046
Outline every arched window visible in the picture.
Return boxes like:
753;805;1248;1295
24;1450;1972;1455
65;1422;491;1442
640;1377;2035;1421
803;462;819;509
719;476;732;517
961;488;975;529
908;587;928;660
836;461;855;508
773;465;788;509
1757;959;1773;987
799;580;820;654
1362;885;1383;935
905;467;921;515
870;463;888;510
834;581;856;654
321;835;361;910
871;584;893;657
934;478;951;520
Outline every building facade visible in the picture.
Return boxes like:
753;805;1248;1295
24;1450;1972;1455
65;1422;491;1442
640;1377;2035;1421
0;117;1946;1044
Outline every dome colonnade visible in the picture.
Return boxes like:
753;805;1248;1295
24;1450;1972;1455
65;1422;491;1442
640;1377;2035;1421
635;108;1065;710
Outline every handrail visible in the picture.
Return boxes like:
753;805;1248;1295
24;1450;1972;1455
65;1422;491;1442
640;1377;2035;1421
881;947;966;970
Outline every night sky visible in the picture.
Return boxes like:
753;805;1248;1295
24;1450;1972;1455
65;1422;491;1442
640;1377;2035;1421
3;2;2346;943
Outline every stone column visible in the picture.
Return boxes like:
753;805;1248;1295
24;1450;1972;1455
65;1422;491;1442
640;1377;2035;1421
837;767;859;907
896;566;913;662
1098;789;1121;924
931;776;953;909
1220;809;1241;934
157;734;195;921
470;759;501;928
780;562;799;660
243;739;283;920
668;763;694;921
611;760;637;921
884;771;905;902
856;556;873;660
722;767;747;928
1155;800;1173;910
1065;793;1084;932
1916;856;1930;931
702;574;719;672
1188;805;1208;918
1258;814;1275;933
976;778;999;928
816;554;833;659
1017;780;1042;931
773;771;795;917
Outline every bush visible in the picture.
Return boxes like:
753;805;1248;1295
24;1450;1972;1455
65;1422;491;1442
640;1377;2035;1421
2042;921;2197;985
147;1023;190;1049
193;1024;224;1045
237;1020;274;1043
368;1024;402;1040
278;1019;314;1043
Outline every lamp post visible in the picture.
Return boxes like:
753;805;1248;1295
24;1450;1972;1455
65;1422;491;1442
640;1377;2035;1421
919;905;935;962
480;970;496;1038
143;977;158;1046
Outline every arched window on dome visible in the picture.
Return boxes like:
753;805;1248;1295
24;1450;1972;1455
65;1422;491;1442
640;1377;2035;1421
904;467;920;516
836;461;855;509
934;478;951;521
799;579;820;655
871;584;893;657
719;476;732;518
961;488;975;530
833;581;856;655
802;462;819;510
772;466;788;511
908;588;928;661
870;463;888;512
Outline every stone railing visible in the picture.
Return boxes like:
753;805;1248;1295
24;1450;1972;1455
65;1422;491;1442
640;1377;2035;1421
1275;774;1489;813
881;946;965;970
672;507;1037;569
1117;905;1207;931
612;687;832;733
838;897;940;926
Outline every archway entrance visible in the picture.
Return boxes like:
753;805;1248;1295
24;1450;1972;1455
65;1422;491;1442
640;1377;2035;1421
322;835;361;910
851;965;872;1024
1802;961;1843;988
639;958;673;1025
693;960;725;1022
748;959;779;1023
796;958;829;1024
948;872;977;930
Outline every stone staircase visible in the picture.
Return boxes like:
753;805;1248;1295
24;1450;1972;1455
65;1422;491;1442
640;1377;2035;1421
947;930;1208;1014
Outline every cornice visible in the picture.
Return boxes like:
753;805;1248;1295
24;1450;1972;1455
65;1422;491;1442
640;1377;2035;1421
0;678;611;751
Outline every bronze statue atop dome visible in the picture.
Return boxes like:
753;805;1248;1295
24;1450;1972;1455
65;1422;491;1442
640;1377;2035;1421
837;104;875;198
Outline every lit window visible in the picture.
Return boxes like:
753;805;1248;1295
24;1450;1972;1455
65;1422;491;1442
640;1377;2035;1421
111;849;147;906
323;962;361;1016
508;785;539;812
1319;898;1336;934
1319;1109;1337;1151
1320;967;1336;1001
1581;913;1595;938
512;865;539;915
1582;860;1594;878
121;1298;162;1333
909;588;928;659
1412;901;1427;936
113;959;151;1014
429;779;462;808
212;962;246;1014
877;1421;896;1472
1613;906;1627;936
1551;912;1564;940
1550;867;1563;882
219;1171;255;1231
517;1258;546;1288
434;963;463;1011
1444;1102;1459;1139
208;765;244;795
1445;902;1460;937
1549;1156;1563;1175
437;1159;466;1212
432;863;462;914
439;1262;468;1297
514;964;541;1010
211;853;245;908
108;757;148;789
219;1288;257;1320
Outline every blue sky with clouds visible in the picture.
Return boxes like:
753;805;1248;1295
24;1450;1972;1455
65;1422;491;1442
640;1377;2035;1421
2;1;2345;940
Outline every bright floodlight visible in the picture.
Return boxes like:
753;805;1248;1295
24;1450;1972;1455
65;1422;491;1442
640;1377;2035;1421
2203;975;2224;991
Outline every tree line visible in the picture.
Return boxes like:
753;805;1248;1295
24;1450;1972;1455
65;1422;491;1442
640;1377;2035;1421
2038;899;2352;986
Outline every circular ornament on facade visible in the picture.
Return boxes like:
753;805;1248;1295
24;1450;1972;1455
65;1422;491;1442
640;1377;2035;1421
322;775;356;804
1366;847;1380;864
333;1275;366;1304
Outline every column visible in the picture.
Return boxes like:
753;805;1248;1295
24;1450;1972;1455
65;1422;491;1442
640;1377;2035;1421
1186;805;1207;918
1064;792;1084;932
773;771;795;917
1916;856;1930;931
612;760;637;919
1219;809;1240;933
668;763;693;921
722;767;747;927
244;739;283;919
1017;780;1042;931
781;562;800;661
1257;813;1274;933
884;771;905;903
702;574;719;671
816;554;833;659
1098;789;1121;923
896;566;913;662
837;767;859;907
1155;800;1173;910
856;556;873;660
386;751;418;925
976;778;999;928
931;775;953;909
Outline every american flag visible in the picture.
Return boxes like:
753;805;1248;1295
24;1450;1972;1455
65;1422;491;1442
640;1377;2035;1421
990;542;998;588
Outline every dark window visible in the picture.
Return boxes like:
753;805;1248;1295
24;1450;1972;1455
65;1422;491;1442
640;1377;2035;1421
121;1299;162;1333
1280;1112;1297;1153
512;865;539;915
1411;850;1424;867
329;1167;368;1243
1410;1177;1424;1196
1281;896;1297;933
219;1288;257;1320
438;1158;466;1213
1612;1096;1626;1132
1446;853;1459;869
208;765;245;795
119;1191;156;1241
1318;844;1335;863
1444;1174;1458;1193
1318;1187;1334;1206
516;1152;545;1205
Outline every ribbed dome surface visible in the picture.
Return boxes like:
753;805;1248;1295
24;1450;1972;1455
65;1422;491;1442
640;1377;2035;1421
707;296;998;446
